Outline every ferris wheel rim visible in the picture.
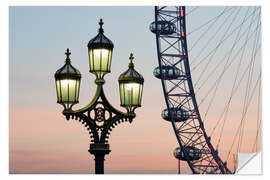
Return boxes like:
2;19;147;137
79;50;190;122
153;6;232;174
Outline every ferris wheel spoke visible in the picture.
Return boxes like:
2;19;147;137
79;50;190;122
194;14;261;94
185;6;199;16
187;7;232;36
191;8;260;70
189;7;240;66
197;23;261;111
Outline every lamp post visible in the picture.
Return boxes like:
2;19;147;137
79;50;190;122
54;19;144;174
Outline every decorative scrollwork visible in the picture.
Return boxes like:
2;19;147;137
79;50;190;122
96;107;105;122
67;103;129;144
87;101;113;129
63;85;135;144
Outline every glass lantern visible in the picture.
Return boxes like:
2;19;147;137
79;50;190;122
55;48;81;110
87;19;114;79
118;53;144;112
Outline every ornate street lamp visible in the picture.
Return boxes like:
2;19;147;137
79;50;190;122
55;48;81;110
54;19;144;174
118;53;144;115
87;19;113;80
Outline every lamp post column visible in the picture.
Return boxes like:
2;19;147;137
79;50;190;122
89;150;111;174
88;144;111;174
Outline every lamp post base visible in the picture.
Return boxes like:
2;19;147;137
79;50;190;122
89;143;111;174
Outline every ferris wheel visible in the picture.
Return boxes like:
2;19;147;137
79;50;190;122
150;6;261;174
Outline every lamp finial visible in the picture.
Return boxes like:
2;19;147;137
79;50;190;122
99;19;104;33
65;48;71;63
128;53;134;68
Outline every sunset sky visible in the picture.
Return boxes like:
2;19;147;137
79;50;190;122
9;6;261;174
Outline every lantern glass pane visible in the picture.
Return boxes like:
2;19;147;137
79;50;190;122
89;48;111;73
107;50;112;72
55;79;61;102
75;79;80;101
89;49;94;72
123;83;141;106
59;79;77;103
119;83;125;105
139;83;143;105
93;49;101;71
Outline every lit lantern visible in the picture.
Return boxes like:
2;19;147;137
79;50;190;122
55;48;81;110
118;53;144;112
87;19;114;79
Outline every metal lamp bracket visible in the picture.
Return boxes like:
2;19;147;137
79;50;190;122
63;83;136;144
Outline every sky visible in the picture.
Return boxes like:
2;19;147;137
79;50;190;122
9;6;261;174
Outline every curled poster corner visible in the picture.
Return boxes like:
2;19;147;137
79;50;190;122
236;151;262;174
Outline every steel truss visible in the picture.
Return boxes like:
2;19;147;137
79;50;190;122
154;6;232;174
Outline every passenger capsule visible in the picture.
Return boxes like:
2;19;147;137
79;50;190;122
153;66;182;80
162;108;190;122
149;21;176;35
173;146;201;161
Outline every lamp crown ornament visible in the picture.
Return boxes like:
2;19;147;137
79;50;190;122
128;53;134;68
65;48;71;63
99;18;104;33
118;53;144;84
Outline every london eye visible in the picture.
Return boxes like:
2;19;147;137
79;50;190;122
150;6;261;174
